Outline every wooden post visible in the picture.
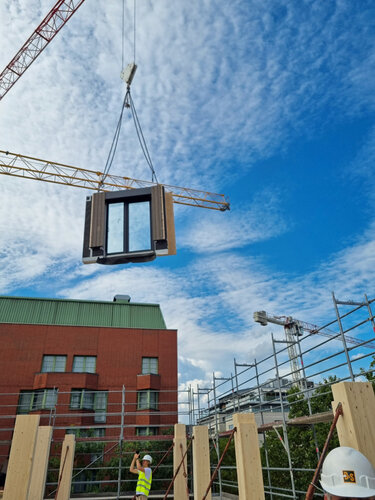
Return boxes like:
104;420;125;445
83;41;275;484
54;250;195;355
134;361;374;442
233;413;265;500
28;426;53;500
55;433;76;500
332;381;375;464
192;425;211;500
3;414;40;500
173;423;189;500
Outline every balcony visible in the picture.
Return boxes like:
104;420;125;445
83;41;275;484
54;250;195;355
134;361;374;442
136;374;160;390
33;372;99;390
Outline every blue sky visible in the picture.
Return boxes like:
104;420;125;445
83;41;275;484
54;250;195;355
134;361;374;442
0;0;374;392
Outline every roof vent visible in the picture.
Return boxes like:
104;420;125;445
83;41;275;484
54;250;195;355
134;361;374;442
113;295;131;303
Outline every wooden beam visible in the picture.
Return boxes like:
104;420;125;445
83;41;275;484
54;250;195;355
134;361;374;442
332;381;375;465
3;414;40;500
257;411;334;432
173;423;189;500
192;425;211;500
233;413;265;500
55;434;76;500
28;426;53;500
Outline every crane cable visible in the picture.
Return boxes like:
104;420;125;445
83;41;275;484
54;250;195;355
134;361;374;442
100;0;158;190
100;92;128;188
133;0;136;63
126;88;158;183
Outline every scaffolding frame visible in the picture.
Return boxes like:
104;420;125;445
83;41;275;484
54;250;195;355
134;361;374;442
0;386;192;497
193;292;375;499
0;292;374;498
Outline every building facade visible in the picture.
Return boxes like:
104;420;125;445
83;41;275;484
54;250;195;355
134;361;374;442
197;377;313;436
0;294;178;476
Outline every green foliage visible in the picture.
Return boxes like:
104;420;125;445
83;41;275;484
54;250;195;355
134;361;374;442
95;438;174;494
209;435;237;495
360;355;375;390
260;377;340;499
46;433;174;495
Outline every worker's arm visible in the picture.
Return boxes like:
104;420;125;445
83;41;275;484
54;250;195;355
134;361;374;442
129;453;140;474
130;453;146;474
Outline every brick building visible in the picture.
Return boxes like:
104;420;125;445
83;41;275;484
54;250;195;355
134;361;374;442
0;294;178;476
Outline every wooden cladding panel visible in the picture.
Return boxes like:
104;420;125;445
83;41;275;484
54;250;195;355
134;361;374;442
89;191;106;248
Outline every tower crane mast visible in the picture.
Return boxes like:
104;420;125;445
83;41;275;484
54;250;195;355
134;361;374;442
0;0;86;101
254;311;303;385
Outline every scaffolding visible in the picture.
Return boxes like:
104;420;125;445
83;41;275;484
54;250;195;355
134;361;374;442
0;292;374;499
0;386;192;498
193;292;375;499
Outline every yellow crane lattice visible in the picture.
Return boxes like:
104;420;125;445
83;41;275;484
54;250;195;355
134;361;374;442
0;150;230;212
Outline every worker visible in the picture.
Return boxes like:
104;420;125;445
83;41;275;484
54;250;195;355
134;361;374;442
320;447;375;499
129;452;153;499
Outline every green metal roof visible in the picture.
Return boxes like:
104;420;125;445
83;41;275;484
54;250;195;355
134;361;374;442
0;296;167;330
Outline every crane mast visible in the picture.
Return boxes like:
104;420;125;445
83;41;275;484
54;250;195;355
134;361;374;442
253;311;303;385
0;0;86;101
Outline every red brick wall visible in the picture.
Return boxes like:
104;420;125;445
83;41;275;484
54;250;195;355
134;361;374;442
0;323;178;468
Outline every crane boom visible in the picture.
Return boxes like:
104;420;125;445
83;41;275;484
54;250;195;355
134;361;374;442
254;311;375;350
0;150;230;211
0;0;86;101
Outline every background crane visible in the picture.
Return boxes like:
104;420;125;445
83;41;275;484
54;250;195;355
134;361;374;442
0;0;86;101
0;150;230;211
253;310;375;386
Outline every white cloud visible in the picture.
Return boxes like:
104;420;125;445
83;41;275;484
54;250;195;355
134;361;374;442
180;191;288;253
0;0;374;390
0;176;83;292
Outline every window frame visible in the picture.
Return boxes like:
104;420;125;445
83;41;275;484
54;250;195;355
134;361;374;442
141;357;159;375
41;355;67;373
137;390;159;410
70;389;108;422
106;197;152;256
72;356;97;373
17;389;58;414
136;427;158;436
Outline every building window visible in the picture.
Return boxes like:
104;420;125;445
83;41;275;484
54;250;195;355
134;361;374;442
136;427;158;436
41;355;66;373
72;356;96;373
137;390;159;410
17;389;58;414
70;390;108;423
142;357;158;375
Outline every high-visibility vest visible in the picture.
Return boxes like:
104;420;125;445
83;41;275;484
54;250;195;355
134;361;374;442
136;469;152;497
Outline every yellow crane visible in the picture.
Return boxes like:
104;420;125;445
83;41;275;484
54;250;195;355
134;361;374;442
0;150;229;212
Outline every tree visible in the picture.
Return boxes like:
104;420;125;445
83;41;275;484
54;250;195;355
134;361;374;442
209;434;237;495
360;355;375;390
97;436;175;494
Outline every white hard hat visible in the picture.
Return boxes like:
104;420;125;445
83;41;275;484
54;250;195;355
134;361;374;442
320;447;375;498
142;454;152;464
